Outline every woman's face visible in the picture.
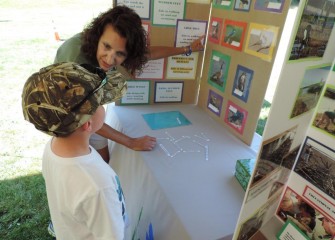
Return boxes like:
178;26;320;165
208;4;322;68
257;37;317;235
96;24;128;71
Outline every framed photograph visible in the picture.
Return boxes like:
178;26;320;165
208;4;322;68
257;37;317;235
224;100;248;134
120;80;150;105
116;0;151;20
312;85;335;136
244;23;279;62
221;19;247;51
232;65;253;102
207;50;231;92
289;0;335;61
212;0;233;10
208;17;223;44
207;89;223;116
234;0;251;12
290;64;329;118
254;0;285;13
154;82;183;103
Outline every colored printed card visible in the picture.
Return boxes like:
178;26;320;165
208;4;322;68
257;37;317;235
142;111;191;130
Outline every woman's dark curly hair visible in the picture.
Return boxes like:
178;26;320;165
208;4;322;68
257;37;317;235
81;6;148;73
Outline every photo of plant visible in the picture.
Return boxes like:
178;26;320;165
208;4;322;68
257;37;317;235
232;64;254;102
221;19;248;51
290;64;329;118
207;89;223;116
207;50;231;92
208;17;223;44
289;0;335;61
245;23;279;61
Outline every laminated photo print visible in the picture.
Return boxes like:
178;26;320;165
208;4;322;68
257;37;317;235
224;100;248;134
207;89;223;116
207;50;231;92
234;0;251;12
232;64;253;102
208;17;223;44
221;19;248;51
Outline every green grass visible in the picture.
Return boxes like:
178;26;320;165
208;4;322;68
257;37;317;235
256;99;271;136
0;1;111;238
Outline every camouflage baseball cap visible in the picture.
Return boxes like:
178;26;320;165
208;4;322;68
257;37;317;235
22;62;129;137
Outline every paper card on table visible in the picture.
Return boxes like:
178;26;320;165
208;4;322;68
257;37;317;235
142;111;191;130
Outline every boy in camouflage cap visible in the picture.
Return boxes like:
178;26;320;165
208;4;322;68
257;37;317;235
22;62;128;239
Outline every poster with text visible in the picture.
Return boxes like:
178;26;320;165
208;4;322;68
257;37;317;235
221;19;248;51
207;50;231;92
245;23;279;62
289;0;335;61
152;0;186;26
207;89;223;116
120;80;150;105
154;82;183;103
136;59;165;79
224;100;248;134
166;53;198;79
254;0;285;13
175;19;207;47
208;17;223;44
116;0;151;19
232;65;253;102
290;64;329;119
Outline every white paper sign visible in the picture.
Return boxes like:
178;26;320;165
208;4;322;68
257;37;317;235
155;82;183;102
166;53;198;79
121;80;150;104
116;0;151;19
175;20;207;47
136;59;165;79
152;0;186;26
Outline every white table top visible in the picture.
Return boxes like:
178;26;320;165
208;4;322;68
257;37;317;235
106;104;257;240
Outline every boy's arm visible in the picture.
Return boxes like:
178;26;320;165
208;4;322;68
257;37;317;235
96;123;156;151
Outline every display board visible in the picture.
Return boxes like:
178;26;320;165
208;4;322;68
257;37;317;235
114;0;210;105
197;0;291;146
234;0;335;239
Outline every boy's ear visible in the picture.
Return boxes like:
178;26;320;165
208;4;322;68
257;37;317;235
81;120;92;132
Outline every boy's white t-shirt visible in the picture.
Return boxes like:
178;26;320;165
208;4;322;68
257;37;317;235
42;139;126;240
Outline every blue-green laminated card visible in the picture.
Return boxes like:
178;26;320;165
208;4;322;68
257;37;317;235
142;111;191;130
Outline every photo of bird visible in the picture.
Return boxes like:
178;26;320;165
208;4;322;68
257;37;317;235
224;27;237;44
210;61;225;86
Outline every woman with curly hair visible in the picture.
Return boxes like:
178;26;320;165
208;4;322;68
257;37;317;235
54;5;205;162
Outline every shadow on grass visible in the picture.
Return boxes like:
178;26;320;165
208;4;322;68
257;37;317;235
0;173;53;240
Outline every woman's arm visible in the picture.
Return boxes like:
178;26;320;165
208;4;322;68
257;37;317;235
147;35;205;60
96;123;156;151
